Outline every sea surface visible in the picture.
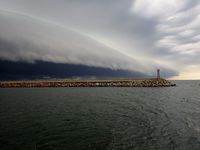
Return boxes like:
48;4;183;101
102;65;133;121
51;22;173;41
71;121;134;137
0;80;200;150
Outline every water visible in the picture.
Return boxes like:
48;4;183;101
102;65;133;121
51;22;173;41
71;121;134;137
0;80;200;150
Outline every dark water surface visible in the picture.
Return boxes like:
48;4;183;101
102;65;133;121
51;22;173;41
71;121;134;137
0;81;200;150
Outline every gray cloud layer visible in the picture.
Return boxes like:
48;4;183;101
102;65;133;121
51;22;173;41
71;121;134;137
0;10;145;72
0;0;199;78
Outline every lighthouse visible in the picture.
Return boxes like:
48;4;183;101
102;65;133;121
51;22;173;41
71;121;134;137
157;69;160;79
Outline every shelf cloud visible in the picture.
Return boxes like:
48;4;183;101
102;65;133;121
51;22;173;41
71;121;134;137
0;0;200;79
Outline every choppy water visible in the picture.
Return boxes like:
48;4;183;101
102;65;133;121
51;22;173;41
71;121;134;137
0;80;200;150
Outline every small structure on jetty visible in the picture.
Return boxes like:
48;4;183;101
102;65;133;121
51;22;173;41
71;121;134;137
157;69;160;79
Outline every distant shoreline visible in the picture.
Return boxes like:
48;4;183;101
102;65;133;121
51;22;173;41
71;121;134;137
0;78;176;88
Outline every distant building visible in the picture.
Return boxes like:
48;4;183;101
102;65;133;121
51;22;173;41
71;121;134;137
157;69;160;79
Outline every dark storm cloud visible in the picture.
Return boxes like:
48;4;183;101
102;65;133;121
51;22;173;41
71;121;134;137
0;0;199;79
0;60;148;81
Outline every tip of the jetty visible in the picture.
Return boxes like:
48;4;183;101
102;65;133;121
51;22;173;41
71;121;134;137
154;69;176;87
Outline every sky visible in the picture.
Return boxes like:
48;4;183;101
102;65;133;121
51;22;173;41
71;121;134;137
0;0;200;80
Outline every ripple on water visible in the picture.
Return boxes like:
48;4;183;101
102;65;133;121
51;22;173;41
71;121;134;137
0;81;200;149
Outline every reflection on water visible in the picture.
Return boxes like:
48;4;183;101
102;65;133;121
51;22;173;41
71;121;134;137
0;81;200;150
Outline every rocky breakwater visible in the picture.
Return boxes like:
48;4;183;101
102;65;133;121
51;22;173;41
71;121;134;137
138;78;176;87
0;78;176;88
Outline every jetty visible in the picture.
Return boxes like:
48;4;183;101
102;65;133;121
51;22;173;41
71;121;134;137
0;78;176;88
0;70;176;88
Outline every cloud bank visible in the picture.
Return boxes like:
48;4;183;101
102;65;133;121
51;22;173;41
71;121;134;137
0;10;144;71
0;0;200;79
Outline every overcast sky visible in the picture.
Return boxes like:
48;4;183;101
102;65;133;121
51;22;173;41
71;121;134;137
0;0;200;79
